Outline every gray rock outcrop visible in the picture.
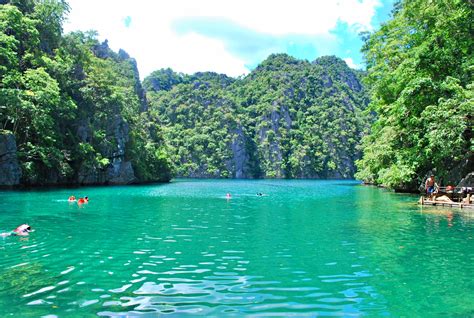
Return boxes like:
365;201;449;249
229;126;250;178
457;172;474;188
76;115;137;185
107;160;135;184
0;131;21;186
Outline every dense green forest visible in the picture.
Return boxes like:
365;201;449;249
1;0;369;185
2;0;471;189
355;0;473;190
145;54;369;178
0;0;173;185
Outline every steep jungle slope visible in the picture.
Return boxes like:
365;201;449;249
146;54;369;178
0;1;173;186
355;0;473;191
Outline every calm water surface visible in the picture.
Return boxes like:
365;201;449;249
0;180;473;317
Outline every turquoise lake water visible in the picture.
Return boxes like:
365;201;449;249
0;179;473;317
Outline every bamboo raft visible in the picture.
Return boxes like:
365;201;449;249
419;192;474;209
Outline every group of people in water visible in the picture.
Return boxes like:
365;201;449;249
68;195;89;204
225;192;267;199
1;195;89;238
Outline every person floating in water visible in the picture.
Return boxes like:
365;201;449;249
68;195;76;202
77;196;89;204
257;193;264;196
0;224;32;237
226;193;232;199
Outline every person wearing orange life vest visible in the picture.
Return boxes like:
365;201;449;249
77;196;89;204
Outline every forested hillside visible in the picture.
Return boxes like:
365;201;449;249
355;0;473;191
0;1;173;186
146;54;369;178
8;0;465;187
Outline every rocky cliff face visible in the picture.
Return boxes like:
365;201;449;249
237;54;367;179
0;131;21;186
76;115;136;185
313;56;363;92
458;172;474;187
228;126;251;178
0;1;173;188
147;54;369;179
0;39;169;187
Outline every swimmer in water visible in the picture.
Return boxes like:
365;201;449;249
0;224;32;237
68;195;76;202
226;193;232;199
77;196;88;204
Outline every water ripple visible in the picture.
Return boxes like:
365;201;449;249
0;180;473;317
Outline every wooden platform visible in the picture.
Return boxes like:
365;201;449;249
419;196;474;209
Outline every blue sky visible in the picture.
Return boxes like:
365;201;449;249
64;0;395;78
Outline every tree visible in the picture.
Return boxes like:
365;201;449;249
1;1;174;185
356;0;473;190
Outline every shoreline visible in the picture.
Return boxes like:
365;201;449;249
0;180;171;191
0;177;362;191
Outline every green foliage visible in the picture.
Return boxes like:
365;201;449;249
32;0;69;53
126;113;174;182
143;68;235;93
146;54;369;178
143;68;185;92
0;0;173;185
356;0;474;190
147;76;237;177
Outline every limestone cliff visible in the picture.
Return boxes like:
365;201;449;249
146;54;369;179
0;131;21;186
0;38;172;187
75;115;136;185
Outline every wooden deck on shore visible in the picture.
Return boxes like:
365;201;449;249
419;196;474;209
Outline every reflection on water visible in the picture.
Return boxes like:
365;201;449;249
0;180;473;317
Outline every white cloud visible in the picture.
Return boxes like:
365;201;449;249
141;32;249;77
209;0;381;35
343;57;360;69
64;0;381;77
